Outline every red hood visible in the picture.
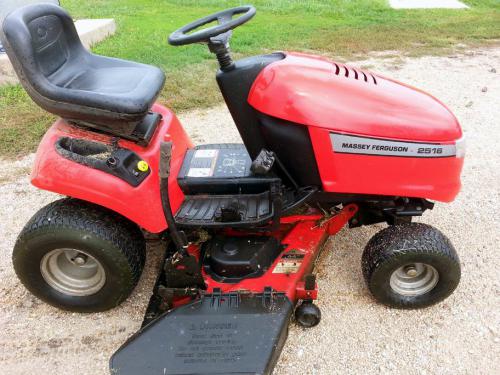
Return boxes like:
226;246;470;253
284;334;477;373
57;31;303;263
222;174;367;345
248;52;462;143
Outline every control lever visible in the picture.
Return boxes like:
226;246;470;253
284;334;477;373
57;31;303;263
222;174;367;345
159;142;188;257
251;149;275;175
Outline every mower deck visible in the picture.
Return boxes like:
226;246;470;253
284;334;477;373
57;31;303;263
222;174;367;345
110;206;358;374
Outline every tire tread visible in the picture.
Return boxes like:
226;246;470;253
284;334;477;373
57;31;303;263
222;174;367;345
362;223;460;309
13;198;146;311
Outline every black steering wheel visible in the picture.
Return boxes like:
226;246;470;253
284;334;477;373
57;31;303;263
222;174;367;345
168;6;256;46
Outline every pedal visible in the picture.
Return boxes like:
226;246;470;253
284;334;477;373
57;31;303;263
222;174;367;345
215;199;242;222
251;149;275;175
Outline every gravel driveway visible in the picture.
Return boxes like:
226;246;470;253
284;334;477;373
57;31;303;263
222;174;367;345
0;47;499;375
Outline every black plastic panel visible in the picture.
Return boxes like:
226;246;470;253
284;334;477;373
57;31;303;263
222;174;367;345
216;53;285;159
110;291;293;375
175;191;272;228
258;114;322;187
177;144;280;195
129;112;161;146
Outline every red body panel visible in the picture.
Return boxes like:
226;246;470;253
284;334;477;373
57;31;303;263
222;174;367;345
249;52;462;142
248;52;464;202
308;127;463;202
31;103;192;233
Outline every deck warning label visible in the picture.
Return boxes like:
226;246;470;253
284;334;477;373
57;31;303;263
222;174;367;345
273;249;305;274
174;322;247;365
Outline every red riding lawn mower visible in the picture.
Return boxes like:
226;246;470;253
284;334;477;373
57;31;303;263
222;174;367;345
2;4;465;375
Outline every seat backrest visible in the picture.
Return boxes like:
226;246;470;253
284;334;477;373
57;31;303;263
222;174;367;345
0;3;85;92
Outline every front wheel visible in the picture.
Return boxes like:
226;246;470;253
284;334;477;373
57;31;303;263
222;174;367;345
13;198;146;312
362;223;460;309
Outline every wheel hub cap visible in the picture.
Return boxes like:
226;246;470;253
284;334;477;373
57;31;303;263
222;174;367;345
40;249;106;296
389;263;439;296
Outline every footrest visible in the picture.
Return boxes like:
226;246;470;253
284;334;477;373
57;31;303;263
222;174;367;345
175;191;273;228
110;291;293;375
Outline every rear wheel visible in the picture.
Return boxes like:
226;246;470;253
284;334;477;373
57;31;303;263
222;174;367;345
13;198;146;312
362;223;460;309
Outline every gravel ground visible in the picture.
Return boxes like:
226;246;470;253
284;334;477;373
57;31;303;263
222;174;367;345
0;48;499;375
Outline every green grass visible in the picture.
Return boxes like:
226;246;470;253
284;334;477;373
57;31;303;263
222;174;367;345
1;0;499;157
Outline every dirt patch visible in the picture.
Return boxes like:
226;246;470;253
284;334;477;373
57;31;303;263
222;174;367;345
0;47;499;374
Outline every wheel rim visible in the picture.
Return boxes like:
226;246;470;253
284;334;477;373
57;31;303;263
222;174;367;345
40;249;106;296
389;263;439;296
300;313;317;327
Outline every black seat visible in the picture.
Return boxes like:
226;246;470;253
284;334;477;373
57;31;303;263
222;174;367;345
0;4;165;137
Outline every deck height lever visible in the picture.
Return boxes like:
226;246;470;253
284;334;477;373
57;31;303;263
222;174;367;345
159;141;188;256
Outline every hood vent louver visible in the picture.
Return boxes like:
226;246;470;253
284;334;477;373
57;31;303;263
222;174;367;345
333;62;377;85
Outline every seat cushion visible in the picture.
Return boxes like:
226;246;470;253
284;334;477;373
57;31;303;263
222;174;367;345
0;3;166;133
50;56;166;116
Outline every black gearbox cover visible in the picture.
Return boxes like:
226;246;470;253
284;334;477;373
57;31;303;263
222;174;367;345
203;236;282;282
110;292;293;375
